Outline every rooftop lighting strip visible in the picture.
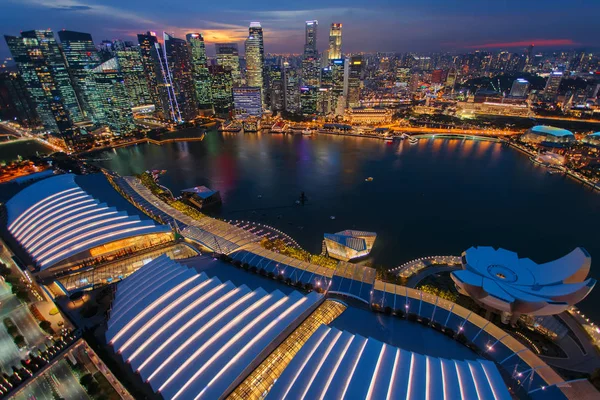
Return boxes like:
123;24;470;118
479;363;501;400
454;361;466;400
116;279;218;352
110;266;190;325
318;335;355;400
25;206;112;251
440;359;448;400
194;297;310;400
340;339;369;400
31;214;128;257
13;191;89;237
297;330;343;400
152;293;272;387
425;356;431;400
366;344;387;400
132;285;240;367
15;195;93;240
39;225;157;268
35;220;140;262
468;363;484;400
405;353;416;400
385;348;400;400
109;274;203;345
280;327;331;400
171;296;292;399
9;187;79;232
15;193;96;241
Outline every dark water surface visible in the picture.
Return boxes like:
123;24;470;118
94;130;600;319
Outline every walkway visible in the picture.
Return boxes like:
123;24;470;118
406;265;460;288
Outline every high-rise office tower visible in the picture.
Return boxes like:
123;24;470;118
0;72;39;127
91;58;135;134
57;31;100;122
186;33;212;110
266;65;284;112
304;20;318;57
115;48;152;107
163;32;197;122
347;55;362;107
329;59;345;112
209;65;233;115
445;68;457;91
510;78;530;98
300;86;318;115
137;32;170;118
233;87;263;118
245;22;265;103
215;43;241;85
284;63;300;114
302;20;320;86
328;23;342;60
5;30;82;139
544;71;563;101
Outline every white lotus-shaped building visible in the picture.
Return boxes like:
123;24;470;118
451;246;595;323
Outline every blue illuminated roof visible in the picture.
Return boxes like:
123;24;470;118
530;125;574;137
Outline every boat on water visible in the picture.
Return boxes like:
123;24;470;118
409;137;419;145
219;121;242;132
302;128;313;136
383;137;393;142
365;177;374;182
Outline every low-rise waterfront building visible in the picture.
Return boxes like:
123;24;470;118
344;107;393;124
521;125;576;147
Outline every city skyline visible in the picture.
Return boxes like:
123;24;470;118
2;0;599;60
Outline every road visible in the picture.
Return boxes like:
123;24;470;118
11;359;89;400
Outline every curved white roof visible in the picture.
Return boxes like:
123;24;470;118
106;255;322;400
529;125;574;137
452;246;595;316
6;174;170;270
267;324;510;400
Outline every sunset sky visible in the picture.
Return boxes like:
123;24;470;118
2;0;598;58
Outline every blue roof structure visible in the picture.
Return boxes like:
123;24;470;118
267;325;511;400
530;125;574;137
6;173;170;270
324;234;367;252
181;186;219;199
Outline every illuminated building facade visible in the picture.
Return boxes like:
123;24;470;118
5;30;81;139
302;20;320;86
233;87;262;118
347;55;363;107
137;32;170;118
284;64;300;113
266;65;284;112
510;78;530;98
328;23;342;60
91;58;135;134
215;43;241;85
245;22;265;103
209;65;233;115
163;33;197;122
345;107;392;124
300;86;318;115
543;71;563;101
115;48;152;107
521;125;575;147
186;33;212;110
0;71;39;127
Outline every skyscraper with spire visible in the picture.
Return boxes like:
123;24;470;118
328;23;342;60
245;22;265;104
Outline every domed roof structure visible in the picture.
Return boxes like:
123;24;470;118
451;246;595;318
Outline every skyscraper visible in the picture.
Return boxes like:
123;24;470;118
115;48;152;107
302;20;320;86
186;33;212;111
544;71;563;101
209;65;233;115
328;23;342;60
304;20;318;57
163;32;197;122
57;30;100;122
0;71;39;127
245;22;265;103
347;55;363;107
137;32;169;118
91;58;135;134
5;30;81;140
300;86;318;115
215;43;241;85
266;65;284;112
284;63;300;114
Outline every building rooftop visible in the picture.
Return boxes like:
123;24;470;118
5;173;169;270
530;125;574;137
181;186;219;199
267;324;511;400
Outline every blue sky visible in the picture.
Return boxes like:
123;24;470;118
1;0;598;59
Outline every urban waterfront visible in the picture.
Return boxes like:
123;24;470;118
93;130;600;316
0;139;52;163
